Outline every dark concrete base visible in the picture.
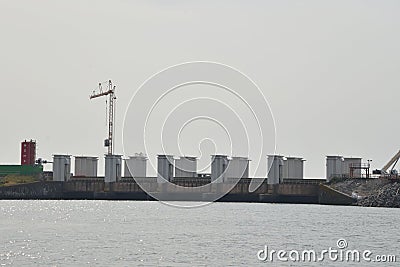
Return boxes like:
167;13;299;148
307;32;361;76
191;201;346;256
0;181;355;207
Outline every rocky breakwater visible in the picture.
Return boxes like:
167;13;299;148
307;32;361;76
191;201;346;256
329;178;400;208
358;182;400;208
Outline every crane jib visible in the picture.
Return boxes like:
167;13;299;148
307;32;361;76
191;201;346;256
90;89;114;99
89;80;116;155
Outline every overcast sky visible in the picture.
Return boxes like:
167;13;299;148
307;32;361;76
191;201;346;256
1;0;399;178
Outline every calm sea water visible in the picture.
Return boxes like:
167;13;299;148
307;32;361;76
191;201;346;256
0;201;399;266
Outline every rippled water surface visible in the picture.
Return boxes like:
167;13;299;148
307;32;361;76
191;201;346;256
0;201;399;266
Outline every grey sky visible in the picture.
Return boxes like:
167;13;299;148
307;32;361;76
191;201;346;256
1;0;399;177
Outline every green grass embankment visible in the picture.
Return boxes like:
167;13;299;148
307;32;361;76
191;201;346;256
0;175;39;187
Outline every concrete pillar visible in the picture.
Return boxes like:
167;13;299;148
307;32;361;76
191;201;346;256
267;155;284;184
53;155;71;182
105;155;122;183
157;155;174;183
211;155;229;183
326;156;344;181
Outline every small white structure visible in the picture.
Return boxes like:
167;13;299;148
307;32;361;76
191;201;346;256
225;157;250;179
74;156;98;177
125;153;147;178
283;157;305;179
175;156;197;178
53;155;71;182
326;156;344;181
211;155;229;183
267;155;285;184
105;154;122;183
343;157;362;178
157;155;174;183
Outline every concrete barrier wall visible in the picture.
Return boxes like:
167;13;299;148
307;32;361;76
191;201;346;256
0;182;63;199
0;180;356;206
0;180;319;197
277;184;319;196
63;180;104;192
318;184;356;205
63;180;320;197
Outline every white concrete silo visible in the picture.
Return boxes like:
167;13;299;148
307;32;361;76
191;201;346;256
225;157;250;179
284;157;305;179
157;155;174;183
326;156;344;181
211;155;229;183
267;155;285;184
105;155;122;183
74;156;98;177
125;154;147;178
53;155;71;182
175;156;197;178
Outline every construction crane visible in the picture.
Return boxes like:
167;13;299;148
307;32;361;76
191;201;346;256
90;80;116;155
373;150;400;175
